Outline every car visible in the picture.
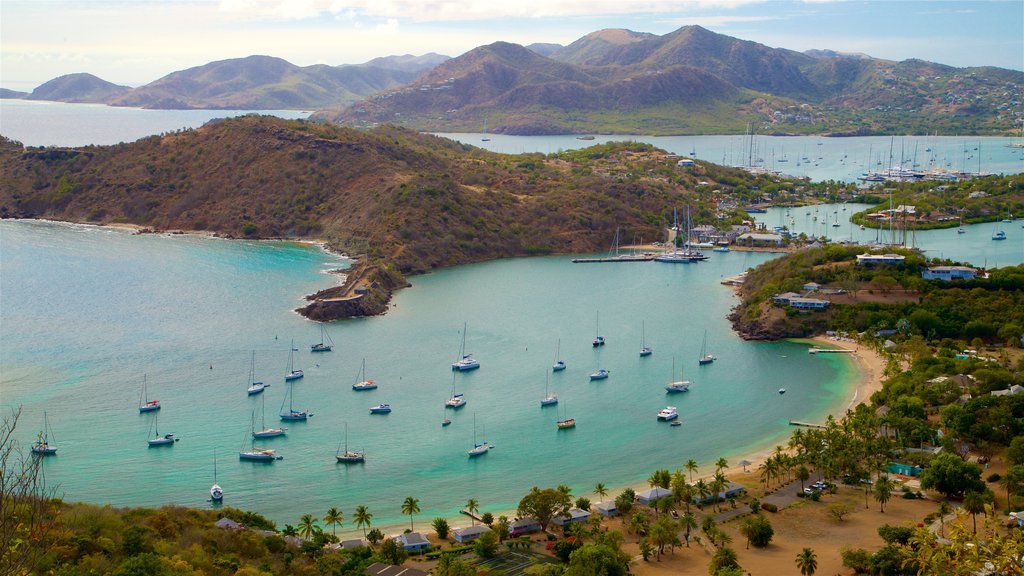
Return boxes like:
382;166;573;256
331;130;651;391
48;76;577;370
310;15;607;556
803;487;816;494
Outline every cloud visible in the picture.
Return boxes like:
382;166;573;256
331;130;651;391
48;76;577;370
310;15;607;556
657;15;781;27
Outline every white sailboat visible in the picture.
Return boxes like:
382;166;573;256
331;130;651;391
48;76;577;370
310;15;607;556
284;339;304;381
639;320;652;357
311;324;333;352
31;411;58;455
147;414;178;446
279;381;312;421
467;413;491;457
446;373;467;409
352;358;378;390
138;374;160;412
665;357;691;393
210;449;224;502
335;422;365;463
246;351;266;395
552;339;566;371
698;329;716;365
541;371;558;406
253;397;286;438
239;428;279;461
452;323;480;371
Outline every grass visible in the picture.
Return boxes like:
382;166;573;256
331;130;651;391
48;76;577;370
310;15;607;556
474;550;559;576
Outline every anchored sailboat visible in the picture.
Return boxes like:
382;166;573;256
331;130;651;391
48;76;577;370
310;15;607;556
311;324;334;352
467;413;491;457
592;312;605;347
666;357;691;393
446;373;467;409
552;339;566;371
253;396;286;438
640;321;652;357
246;351;266;395
210;449;224;502
541;371;558;406
698;330;716;365
138;374;161;413
285;339;304;381
335;422;365;463
352;358;378;390
556;402;576;429
452;323;480;371
31;411;58;455
147;414;178;446
279;382;312;421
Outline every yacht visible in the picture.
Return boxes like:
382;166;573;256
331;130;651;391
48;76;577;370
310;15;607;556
352;358;377;390
370;403;392;414
452;323;481;371
446;393;467;409
589;369;610;380
657;406;679;421
239;447;278;461
992;230;1006;241
665;357;691;393
335;423;365;463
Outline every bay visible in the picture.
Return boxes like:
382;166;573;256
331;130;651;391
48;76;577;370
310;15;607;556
0;99;310;147
441;133;1024;183
2;219;856;529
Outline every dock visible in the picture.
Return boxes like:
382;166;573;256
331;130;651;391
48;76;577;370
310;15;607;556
789;420;826;429
808;347;854;354
571;255;655;263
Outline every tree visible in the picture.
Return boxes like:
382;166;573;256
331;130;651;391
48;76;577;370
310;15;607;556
796;465;810;491
686;459;699;483
0;408;57;576
465;498;480;525
936;501;951;538
795;547;818;576
401;496;420;531
919;452;985;498
494;515;510;542
739;515;774;548
474;530;500;559
432;517;450;539
708;546;740;575
998;464;1024;512
962;490;987;534
1007;436;1024;466
517;487;571;531
680;512;697;547
648;516;680;560
323;507;343;536
873;475;893;512
378;538;408;565
298;514;319;540
827;502;853;521
574;497;591;511
628;512;648;542
565;543;630;576
648;468;671;489
594;483;608;501
614;489;634;516
715;457;729;473
435;554;476;576
353;505;372;537
366;528;384;546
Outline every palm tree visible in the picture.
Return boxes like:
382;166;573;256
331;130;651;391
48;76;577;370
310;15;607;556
402;496;420;531
873;476;893;513
962;491;986;534
936;500;950;538
594;483;608;502
323;507;344;536
715;457;729;474
298;513;318;540
685;459;698;483
796;465;810;492
796;547;818;576
680;512;697;547
694;479;711;507
465;498;479;526
353;505;373;538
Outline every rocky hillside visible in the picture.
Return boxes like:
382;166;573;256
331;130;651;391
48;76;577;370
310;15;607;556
24;73;131;103
326;25;1024;136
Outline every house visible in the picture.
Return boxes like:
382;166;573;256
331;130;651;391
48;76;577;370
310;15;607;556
694;481;747;504
339;538;368;550
394;532;431;552
676;158;695;166
922;266;978;281
888;463;922;477
451;524;492;543
736;232;784;246
802;282;821;292
636;486;672;505
365;563;428;576
552;507;592;526
772;292;801;305
788;297;830;309
991;384;1023;397
510;517;542;536
594;501;619;517
856;253;906;266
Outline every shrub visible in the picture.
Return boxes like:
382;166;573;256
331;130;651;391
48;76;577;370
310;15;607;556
840;546;873;573
431;517;450;539
480;512;494;526
986;473;1001;483
761;503;778;513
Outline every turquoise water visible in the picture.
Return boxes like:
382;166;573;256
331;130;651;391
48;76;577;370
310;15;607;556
1;220;856;530
0;99;310;147
442;133;1024;183
759;203;1024;268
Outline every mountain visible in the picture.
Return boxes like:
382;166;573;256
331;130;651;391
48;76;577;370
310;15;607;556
107;55;422;110
356;53;450;74
325;26;1024;136
24;73;131;103
526;43;563;57
0;88;28;99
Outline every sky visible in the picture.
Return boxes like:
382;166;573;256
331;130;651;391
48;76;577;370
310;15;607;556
1;0;1022;91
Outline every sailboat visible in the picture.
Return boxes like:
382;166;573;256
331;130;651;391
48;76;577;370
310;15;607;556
210;449;224;502
639;321;652;357
284;340;304;381
541;371;558;406
246;351;266;396
352;358;378;390
665;357;691;393
147;414;178;446
592;312;605;346
452;323;480;371
311;324;334;352
279;382;312;421
698;330;716;365
480;118;491;142
253;397;286;438
556;402;576;429
138;375;160;413
467;414;491;457
446;373;467;409
31;411;58;455
958;210;966;234
655;206;707;262
240;425;280;461
335;422;365;463
442;407;451;427
589;369;610;380
552;339;566;372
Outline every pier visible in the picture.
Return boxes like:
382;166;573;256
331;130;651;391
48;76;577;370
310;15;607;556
789;420;827;429
571;255;655;263
808;347;854;354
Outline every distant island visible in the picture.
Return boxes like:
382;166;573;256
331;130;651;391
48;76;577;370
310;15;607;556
4;25;1022;136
